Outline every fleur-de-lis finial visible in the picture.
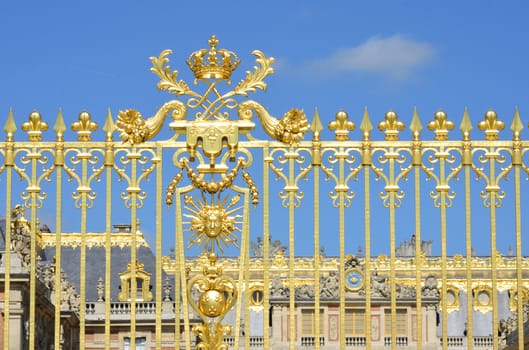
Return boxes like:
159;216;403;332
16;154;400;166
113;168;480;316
477;109;504;140
378;110;405;141
427;110;454;141
21;110;48;142
328;110;355;141
71;111;98;141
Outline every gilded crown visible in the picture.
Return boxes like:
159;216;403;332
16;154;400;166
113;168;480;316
186;35;240;81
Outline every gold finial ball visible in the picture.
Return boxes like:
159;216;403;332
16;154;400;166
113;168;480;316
29;110;41;120
485;109;497;120
78;110;91;121
198;289;226;318
336;109;348;121
435;110;447;119
385;110;398;119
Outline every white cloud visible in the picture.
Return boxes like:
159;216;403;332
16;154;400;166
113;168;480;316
306;35;436;80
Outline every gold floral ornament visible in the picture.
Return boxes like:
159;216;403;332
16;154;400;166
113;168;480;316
427;110;454;141
328;109;355;141
478;109;504;140
21;111;48;142
184;192;242;255
71;111;98;141
378;110;405;141
238;101;309;145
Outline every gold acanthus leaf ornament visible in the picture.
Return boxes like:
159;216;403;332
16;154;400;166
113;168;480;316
150;49;196;97
232;50;274;97
238;100;309;144
116;100;187;144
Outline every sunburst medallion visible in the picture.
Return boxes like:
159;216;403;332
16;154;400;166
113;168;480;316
183;192;242;255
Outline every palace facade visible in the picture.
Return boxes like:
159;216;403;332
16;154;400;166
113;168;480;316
1;213;528;349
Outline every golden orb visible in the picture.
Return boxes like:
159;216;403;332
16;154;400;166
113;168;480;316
485;109;497;120
435;110;447;119
198;290;226;318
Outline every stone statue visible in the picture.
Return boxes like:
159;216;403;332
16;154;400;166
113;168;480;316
10;204;32;267
251;236;287;257
395;234;433;257
422;276;440;298
370;271;390;298
295;284;314;300
320;272;339;298
270;277;289;298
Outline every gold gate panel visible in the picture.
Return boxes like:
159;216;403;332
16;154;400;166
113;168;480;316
0;35;528;350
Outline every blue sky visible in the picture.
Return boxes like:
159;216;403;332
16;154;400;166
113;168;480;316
1;1;528;256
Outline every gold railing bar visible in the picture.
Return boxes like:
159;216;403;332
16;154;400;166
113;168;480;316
54;166;63;350
288;156;295;350
130;148;138;350
3;162;13;349
28;147;39;350
313;157;321;350
464;163;474;350
439;154;448;350
388;148;397;350
79;147;88;350
364;166;372;349
338;147;346;350
514;164;524;349
263;145;270;350
155;146;163;348
105;163;112;349
414;163;422;349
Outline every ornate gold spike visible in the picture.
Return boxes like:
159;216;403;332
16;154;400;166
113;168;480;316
360;107;373;141
21;110;48;142
427;110;454;141
103;109;115;141
510;106;523;140
378;110;405;141
477;109;504;140
53;109;66;140
4;108;16;141
459;108;472;141
409;107;423;141
186;35;240;81
328;110;355;141
71;111;98;141
311;108;323;141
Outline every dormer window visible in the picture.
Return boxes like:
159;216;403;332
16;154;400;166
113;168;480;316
118;260;152;302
